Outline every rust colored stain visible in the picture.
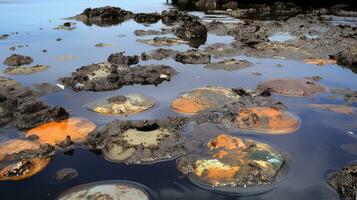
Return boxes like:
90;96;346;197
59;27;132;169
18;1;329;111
26;118;96;145
171;97;208;114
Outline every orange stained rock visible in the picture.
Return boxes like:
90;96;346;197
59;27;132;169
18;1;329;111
26;118;96;145
304;58;337;65
0;158;50;181
213;150;229;158
205;166;240;184
171;97;208;114
308;104;354;114
0;139;41;160
237;107;299;134
208;134;250;150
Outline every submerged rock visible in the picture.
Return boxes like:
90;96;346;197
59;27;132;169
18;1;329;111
177;134;285;189
309;104;354;114
56;168;78;181
3;54;33;67
134;29;172;36
94;43;113;47
141;48;179;61
59;63;176;92
71;6;134;27
107;52;139;66
85;118;187;164
26;117;96;145
175;49;211;64
0;77;69;130
56;55;78;61
236;107;300;134
85;94;155;115
257;78;326;96
330;88;357;104
175;20;207;48
136;37;188;46
171;86;240;114
57;181;150;200
134;12;161;24
4;65;49;75
328;163;357;200
204;59;253;71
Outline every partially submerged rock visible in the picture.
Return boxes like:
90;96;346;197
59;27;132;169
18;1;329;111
236;107;300;134
257;78;326;96
134;12;161;24
204;59;253;71
0;77;69;130
85;94;155;115
56;168;78;181
107;52;139;66
136;37;188;46
26;117;96;145
141;48;179;61
59;63;176;92
4;65;49;75
309;104;354;114
0;34;9;40
175;49;211;64
53;22;76;31
134;29;171;36
171;86;240;114
328;163;357;200
71;6;134;26
95;43;113;47
330;88;357;104
161;9;199;25
333;47;357;73
0;139;41;161
85;118;187;164
177;134;285;189
303;58;337;65
57;181;150;200
3;54;33;66
204;43;240;58
175;20;207;48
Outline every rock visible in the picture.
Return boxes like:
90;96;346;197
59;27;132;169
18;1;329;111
85;117;188;164
3;54;33;66
56;55;78;61
4;65;49;75
177;134;285;189
54;22;76;31
303;58;337;65
0;34;9;40
59;63;176;92
328;163;357;200
309;104;354;114
204;59;253;71
204;43;240;58
195;0;218;10
136;37;188;46
141;48;179;61
95;43;113;47
56;168;78;181
0;139;41;161
257;78;326;96
333;47;357;73
175;49;211;64
85;94;155;115
56;38;62;41
0;77;69;130
26;117;96;145
133;29;171;36
57;181;150;200
330;88;357;104
71;6;134;27
134;12;161;24
161;9;198;25
175;20;207;48
107;52;139;66
33;83;61;95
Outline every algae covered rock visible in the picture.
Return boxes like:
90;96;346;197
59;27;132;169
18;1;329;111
107;52;139;66
175;49;211;64
328;163;357;200
177;134;285;190
3;54;33;66
4;65;49;75
85;94;155;115
204;59;253;71
85;118;188;164
175;20;207;48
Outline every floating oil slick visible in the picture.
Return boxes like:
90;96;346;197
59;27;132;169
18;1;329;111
56;180;151;200
0;158;50;181
85;94;155;115
236;107;300;134
0;139;41;161
26;118;96;145
171;86;240;114
257;78;326;96
177;134;285;191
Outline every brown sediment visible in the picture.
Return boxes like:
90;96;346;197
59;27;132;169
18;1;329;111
236;107;300;134
308;104;354;114
0;158;50;181
0;139;41;161
26;118;96;145
303;58;337;65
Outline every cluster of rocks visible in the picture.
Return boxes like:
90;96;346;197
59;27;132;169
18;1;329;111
2;54;50;75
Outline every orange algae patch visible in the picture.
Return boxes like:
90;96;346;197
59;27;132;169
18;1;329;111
171;97;208;114
304;58;336;65
26;118;96;145
236;107;300;134
308;104;354;114
0;139;41;161
208;134;250;150
0;158;50;181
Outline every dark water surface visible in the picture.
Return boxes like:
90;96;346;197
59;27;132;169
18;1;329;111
0;0;356;199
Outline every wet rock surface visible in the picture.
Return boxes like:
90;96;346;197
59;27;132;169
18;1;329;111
328;163;357;200
136;37;188;46
204;59;253;71
333;47;357;73
107;52;139;66
257;78;326;96
56;168;78;181
54;22;76;31
160;9;199;25
175;20;207;48
175;49;211;64
177;134;285;189
71;6;134;26
0;77;69;130
134;29;172;36
59;63;176;92
141;48;179;61
134;12;161;24
3;54;33;67
85;117;188;164
4;65;49;75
